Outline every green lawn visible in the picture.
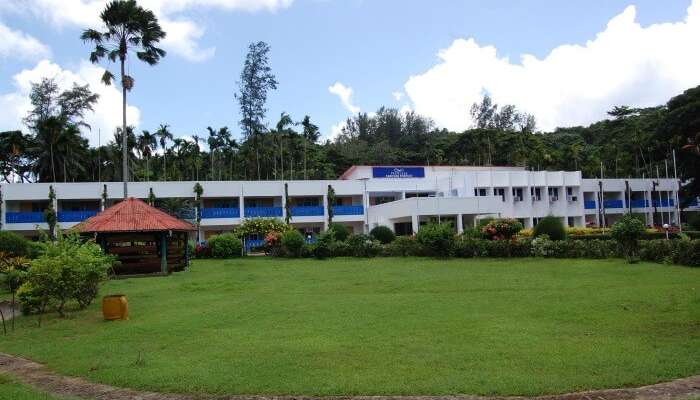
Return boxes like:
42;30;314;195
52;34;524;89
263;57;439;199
0;257;699;397
0;375;73;400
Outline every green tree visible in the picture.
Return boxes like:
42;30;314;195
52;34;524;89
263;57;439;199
82;0;166;197
155;124;173;181
236;41;278;179
137;130;156;181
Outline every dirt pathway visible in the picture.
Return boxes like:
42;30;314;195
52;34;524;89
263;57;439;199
0;352;699;400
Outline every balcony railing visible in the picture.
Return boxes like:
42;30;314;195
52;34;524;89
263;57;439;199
629;199;649;208
290;206;324;217
652;199;675;207
201;208;240;219
244;238;265;252
584;200;597;210
57;210;98;222
5;212;46;224
332;205;364;216
244;207;283;218
603;199;624;209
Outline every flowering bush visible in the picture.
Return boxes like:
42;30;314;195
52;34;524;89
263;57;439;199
482;218;523;241
234;218;292;239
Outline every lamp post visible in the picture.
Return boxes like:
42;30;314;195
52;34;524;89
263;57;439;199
663;223;670;240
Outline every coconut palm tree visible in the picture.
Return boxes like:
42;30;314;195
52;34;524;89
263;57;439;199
81;0;166;197
137;130;156;181
155;124;173;181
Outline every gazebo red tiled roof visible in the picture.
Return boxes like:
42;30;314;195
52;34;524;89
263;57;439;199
78;197;195;233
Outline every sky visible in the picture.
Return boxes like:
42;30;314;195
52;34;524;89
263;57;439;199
1;0;699;148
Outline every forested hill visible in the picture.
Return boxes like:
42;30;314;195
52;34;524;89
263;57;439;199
1;83;699;201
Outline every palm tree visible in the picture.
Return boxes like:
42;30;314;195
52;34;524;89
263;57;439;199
301;116;319;180
81;0;166;197
137;130;156;181
207;127;219;181
155;124;173;181
191;134;202;180
274;113;293;180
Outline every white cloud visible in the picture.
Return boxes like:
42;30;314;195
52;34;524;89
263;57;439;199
404;1;700;131
0;59;141;146
328;82;360;114
0;0;293;62
0;22;50;60
392;91;404;101
328;120;346;141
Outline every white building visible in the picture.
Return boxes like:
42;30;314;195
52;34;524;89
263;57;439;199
1;165;696;244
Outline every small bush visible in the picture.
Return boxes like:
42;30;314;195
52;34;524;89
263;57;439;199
611;214;646;263
482;219;523;241
687;213;700;231
416;223;455;257
370;226;395;244
453;237;487;257
313;231;334;260
208;233;243;258
328;223;350;242
533;216;567;241
346;234;382;257
531;235;555;257
672;239;700;267
639;240;675;263
385;236;423;257
281;230;305;258
0;232;31;257
19;233;113;316
329;240;351;257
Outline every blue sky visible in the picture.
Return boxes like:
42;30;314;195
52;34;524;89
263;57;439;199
1;0;698;146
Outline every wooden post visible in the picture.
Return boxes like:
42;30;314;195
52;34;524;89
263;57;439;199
160;233;168;274
183;232;190;269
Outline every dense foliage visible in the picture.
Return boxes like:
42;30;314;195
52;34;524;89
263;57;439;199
281;230;305;258
533;216;567;241
18;234;113;316
370;225;395;244
328;223;350;242
611;214;646;263
234;218;291;238
208;233;243;258
0;232;33;258
481;218;523;241
416;223;455;256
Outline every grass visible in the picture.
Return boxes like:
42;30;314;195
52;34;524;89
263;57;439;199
0;375;74;399
0;257;698;397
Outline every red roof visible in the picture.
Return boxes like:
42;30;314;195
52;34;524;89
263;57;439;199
78;198;195;233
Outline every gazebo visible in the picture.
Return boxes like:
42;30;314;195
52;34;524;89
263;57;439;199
78;198;195;275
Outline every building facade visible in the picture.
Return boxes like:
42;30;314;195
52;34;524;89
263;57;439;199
1;165;697;241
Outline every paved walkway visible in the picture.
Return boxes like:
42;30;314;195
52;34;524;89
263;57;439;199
0;352;699;400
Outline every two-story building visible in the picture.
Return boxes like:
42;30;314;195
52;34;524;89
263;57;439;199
1;165;696;241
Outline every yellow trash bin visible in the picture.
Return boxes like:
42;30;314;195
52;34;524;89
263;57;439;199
102;294;128;321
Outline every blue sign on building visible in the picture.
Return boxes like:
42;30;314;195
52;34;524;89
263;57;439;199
372;167;425;179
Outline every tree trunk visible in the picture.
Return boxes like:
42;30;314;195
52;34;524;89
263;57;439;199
121;58;128;198
50;141;56;182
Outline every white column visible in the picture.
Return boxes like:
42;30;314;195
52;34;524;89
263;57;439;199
322;194;329;230
411;214;419;234
0;186;5;231
239;195;245;221
282;193;288;222
456;214;463;234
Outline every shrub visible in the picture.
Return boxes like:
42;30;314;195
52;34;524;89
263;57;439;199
281;230;305;258
531;235;555;257
639;240;675;263
416;223;455;257
482;218;523;241
688;213;700;231
672;239;700;267
208;233;243;258
329;240;350;257
461;227;482;239
477;217;495;228
194;242;212;258
533;216;567;241
328;223;350;242
0;232;31;257
313;231;334;259
346;234;382;257
234;218;292;239
370;225;395;244
385;236;423;257
264;231;284;256
453;237;487;257
19;233;113;316
611;214;646;263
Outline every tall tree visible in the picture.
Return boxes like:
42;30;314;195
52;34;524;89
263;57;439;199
137;130;156;181
82;0;166;197
235;41;278;179
301;116;319;180
155;124;173;181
